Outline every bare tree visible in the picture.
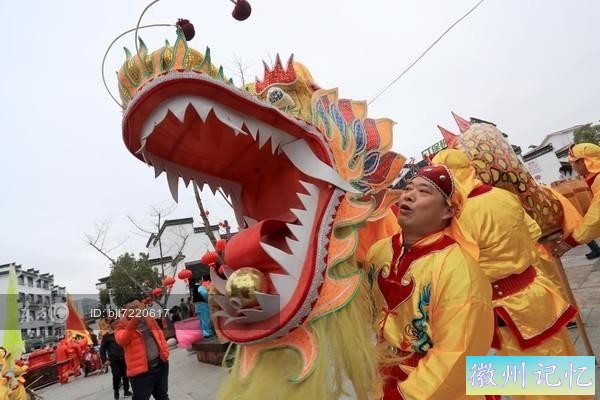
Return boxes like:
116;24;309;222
231;54;249;87
85;221;150;297
193;183;219;246
128;205;190;308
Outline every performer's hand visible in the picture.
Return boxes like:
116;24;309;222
551;240;571;258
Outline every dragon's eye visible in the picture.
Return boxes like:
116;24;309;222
268;87;285;104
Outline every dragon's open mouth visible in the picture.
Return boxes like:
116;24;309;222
123;72;349;343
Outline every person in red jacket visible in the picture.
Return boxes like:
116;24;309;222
115;299;170;400
55;338;71;384
67;338;81;377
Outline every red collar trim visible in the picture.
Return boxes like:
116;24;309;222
585;173;598;189
468;184;493;198
378;233;456;311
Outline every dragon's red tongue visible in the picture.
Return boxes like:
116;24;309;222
224;217;295;272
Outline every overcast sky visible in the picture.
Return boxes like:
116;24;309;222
2;0;599;294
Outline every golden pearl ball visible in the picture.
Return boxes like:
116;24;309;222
225;267;268;309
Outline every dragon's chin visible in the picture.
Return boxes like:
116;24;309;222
122;71;346;343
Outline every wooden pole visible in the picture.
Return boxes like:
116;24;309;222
552;255;597;363
541;233;597;363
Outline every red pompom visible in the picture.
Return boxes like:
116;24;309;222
232;0;251;21
176;19;195;41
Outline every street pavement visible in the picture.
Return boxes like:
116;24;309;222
37;245;600;399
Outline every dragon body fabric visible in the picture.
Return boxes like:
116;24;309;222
116;30;405;399
440;115;566;237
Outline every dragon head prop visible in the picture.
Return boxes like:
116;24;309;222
116;28;404;398
437;113;564;237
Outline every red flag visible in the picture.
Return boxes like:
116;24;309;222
451;111;471;133
437;125;459;148
65;295;92;345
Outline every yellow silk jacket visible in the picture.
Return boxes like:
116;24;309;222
0;378;7;400
459;185;575;348
366;231;493;400
567;174;600;245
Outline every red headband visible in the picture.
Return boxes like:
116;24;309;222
415;164;455;199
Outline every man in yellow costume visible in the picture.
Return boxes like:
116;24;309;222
0;348;9;400
366;164;494;400
433;149;587;400
554;143;600;255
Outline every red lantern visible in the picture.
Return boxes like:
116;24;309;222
215;239;227;252
151;287;163;297
163;276;175;287
201;251;219;266
143;297;153;305
178;269;192;280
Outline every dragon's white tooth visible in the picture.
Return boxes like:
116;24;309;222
181;172;192;187
258;125;288;154
243;119;260;140
260;242;302;279
212;104;247;134
168;98;190;122
243;216;258;227
223;266;234;278
285;222;306;241
237;306;277;323
141;104;169;141
207;182;219;195
152;158;165;178
257;129;270;150
269;273;296;307
210;268;227;294
299;180;320;197
285;236;305;258
222;315;248;326
190;98;212;121
166;168;179;202
281;139;359;193
193;179;206;192
290;208;311;225
255;292;281;316
214;295;235;315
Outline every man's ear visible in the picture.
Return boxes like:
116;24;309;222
441;203;456;222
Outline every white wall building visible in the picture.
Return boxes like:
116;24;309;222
522;144;563;184
522;125;585;184
74;297;99;319
146;218;222;309
0;263;66;345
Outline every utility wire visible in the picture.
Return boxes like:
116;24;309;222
368;0;486;105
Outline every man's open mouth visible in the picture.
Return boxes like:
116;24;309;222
122;72;351;343
398;203;412;215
